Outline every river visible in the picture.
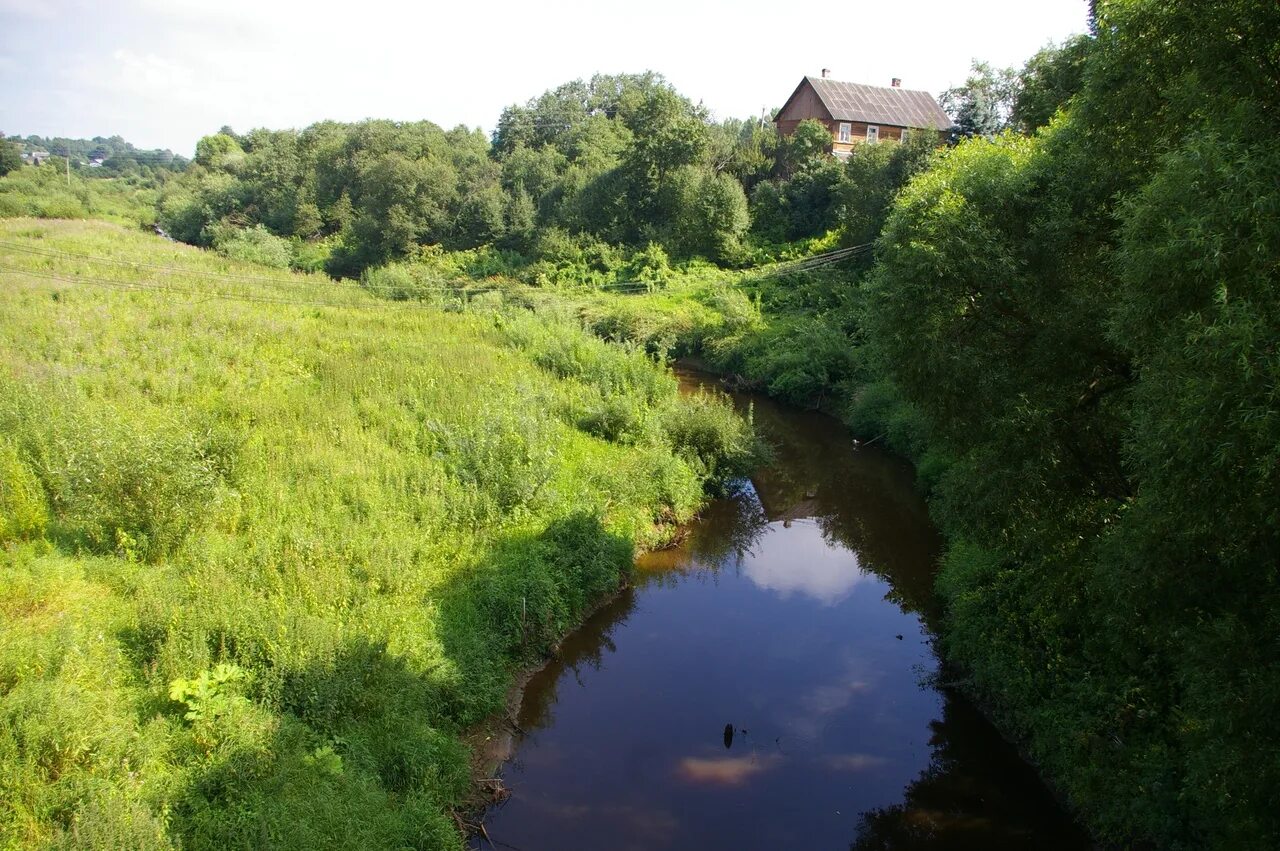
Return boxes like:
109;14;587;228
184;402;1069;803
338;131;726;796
475;367;1088;849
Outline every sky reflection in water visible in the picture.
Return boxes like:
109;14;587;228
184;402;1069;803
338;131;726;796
477;372;1089;850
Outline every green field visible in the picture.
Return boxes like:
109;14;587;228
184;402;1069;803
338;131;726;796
0;218;752;849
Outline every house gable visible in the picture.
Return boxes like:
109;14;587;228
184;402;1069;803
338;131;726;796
775;78;834;126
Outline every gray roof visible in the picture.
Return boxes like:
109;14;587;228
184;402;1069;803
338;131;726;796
803;77;953;130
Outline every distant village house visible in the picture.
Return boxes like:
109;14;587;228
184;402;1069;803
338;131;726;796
23;150;51;166
774;71;952;158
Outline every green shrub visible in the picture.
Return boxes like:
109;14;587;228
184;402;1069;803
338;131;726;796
48;785;176;851
460;513;634;658
434;408;557;522
623;242;673;289
361;261;468;305
575;393;646;443
0;439;47;543
290;235;339;273
212;223;293;268
169;663;251;722
0;193;29;217
659;390;756;485
499;312;675;404
2;388;226;561
36;192;87;219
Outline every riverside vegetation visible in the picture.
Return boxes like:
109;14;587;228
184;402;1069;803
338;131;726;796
527;5;1280;847
0;219;754;848
3;0;1279;847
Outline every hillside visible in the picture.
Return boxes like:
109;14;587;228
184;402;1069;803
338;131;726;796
0;218;751;848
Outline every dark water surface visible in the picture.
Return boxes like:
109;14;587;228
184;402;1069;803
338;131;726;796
478;369;1088;849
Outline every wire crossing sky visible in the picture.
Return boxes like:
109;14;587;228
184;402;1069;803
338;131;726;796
0;0;1089;155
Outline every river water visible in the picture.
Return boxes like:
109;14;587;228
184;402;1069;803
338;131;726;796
477;369;1088;849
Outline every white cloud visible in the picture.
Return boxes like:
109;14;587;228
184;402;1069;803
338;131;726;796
105;49;197;95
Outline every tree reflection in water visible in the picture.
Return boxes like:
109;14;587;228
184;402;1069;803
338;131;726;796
849;697;1090;850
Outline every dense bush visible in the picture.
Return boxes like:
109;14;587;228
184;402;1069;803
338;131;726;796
211;223;293;268
0;381;227;561
657;390;757;485
864;2;1280;845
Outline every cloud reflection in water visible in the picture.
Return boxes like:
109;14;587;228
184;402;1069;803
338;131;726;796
742;519;869;605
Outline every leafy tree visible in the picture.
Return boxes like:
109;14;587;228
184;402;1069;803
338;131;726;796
238;128;303;233
748;180;789;243
783;119;834;172
453;183;508;247
0;137;21;176
1011;35;1093;133
938;61;1018;138
751;151;847;242
668;168;749;263
840;128;938;247
194;132;245;171
503;186;537;248
616;83;709;231
865;1;1280;846
706;117;777;191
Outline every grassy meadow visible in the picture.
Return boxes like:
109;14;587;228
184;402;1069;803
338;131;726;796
0;218;753;849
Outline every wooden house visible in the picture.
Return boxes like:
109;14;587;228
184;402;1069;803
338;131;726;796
774;71;953;158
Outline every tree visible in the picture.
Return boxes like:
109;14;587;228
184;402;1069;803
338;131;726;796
617;83;708;213
938;61;1018;138
1011;35;1093;133
783;119;834;172
671;169;749;263
194;132;245;171
866;2;1280;845
841;129;939;247
706;117;777;191
0;137;21;176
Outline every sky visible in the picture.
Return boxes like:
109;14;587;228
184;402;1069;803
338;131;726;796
0;0;1090;156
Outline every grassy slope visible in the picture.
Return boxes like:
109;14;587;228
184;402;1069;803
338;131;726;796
0;166;158;227
0;219;746;849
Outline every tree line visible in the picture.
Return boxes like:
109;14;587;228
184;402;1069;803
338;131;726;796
0;133;187;177
152;60;1085;280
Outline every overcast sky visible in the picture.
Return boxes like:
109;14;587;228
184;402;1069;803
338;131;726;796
1;0;1089;155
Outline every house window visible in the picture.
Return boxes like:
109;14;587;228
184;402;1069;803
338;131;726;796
901;127;910;143
838;122;851;143
867;125;879;144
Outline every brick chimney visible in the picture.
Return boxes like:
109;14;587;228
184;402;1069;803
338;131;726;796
821;68;831;78
891;77;902;87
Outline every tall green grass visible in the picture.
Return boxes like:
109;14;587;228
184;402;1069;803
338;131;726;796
0;219;752;849
0;166;157;227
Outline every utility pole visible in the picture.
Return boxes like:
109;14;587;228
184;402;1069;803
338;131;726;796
63;144;70;186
